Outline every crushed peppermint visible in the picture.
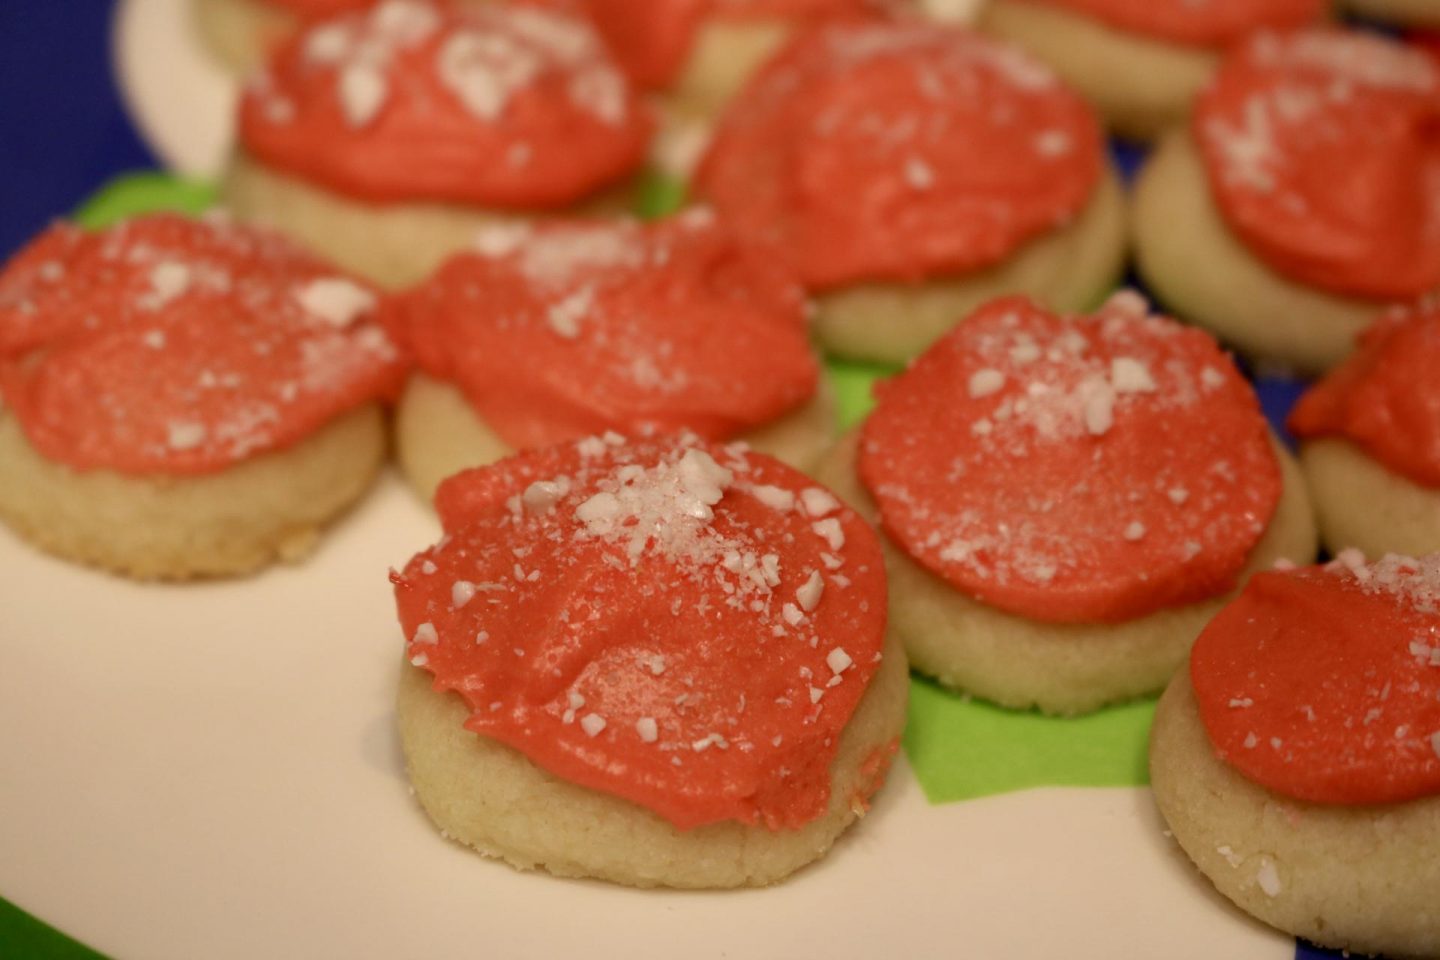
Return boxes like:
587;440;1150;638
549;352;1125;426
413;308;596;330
294;277;376;328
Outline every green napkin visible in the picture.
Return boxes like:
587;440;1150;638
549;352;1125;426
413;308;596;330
0;899;105;960
73;172;217;229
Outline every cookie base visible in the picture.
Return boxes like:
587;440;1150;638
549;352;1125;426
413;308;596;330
1149;672;1440;959
0;403;387;580
814;430;1317;715
220;153;633;290
665;18;792;124
190;0;297;76
980;1;1216;141
394;371;838;503
1132;131;1385;376
395;629;910;889
1299;438;1440;560
811;166;1127;366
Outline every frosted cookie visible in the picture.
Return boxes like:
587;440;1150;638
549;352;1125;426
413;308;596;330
693;21;1126;365
0;214;404;580
392;435;908;888
1150;552;1440;958
388;211;834;500
814;293;1317;715
222;0;651;289
1287;306;1440;560
978;0;1324;141
1133;29;1440;375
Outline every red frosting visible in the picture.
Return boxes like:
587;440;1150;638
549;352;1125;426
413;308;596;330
237;0;651;207
389;211;819;449
575;0;879;89
1289;306;1440;489
1013;0;1322;48
0;215;405;475
858;293;1282;623
694;22;1104;291
1195;29;1440;300
1192;552;1440;806
393;435;889;830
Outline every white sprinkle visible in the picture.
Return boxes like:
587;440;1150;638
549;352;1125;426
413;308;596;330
1034;128;1072;157
827;647;853;675
412;622;439;645
143;261;191;310
904;157;935;190
647;655;666;675
692;732;728;752
166;421;207;451
796;570;825;612
575;435;608;458
338;63;387;127
294;278;376;328
522;479;566;512
800;488;840;517
1216;844;1244;868
410;653;428;667
575;491;621;524
751;484;796;511
580;713;607;737
809;686;824;704
1168;487;1190;505
473;221;532;257
1256;859;1282;898
782;603;805;626
635;717;658;743
451;581;476;608
968;368;1005;398
1123;521;1146;541
547;286;593;339
1084;387;1114;436
1200;366;1226;389
141;329;166;350
1243;732;1258;749
474;630;489;645
812;518;845;551
1228;697;1254;709
420;560;437;575
1110;357;1157;394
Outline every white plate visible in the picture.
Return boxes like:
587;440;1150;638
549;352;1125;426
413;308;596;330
0;3;1294;957
0;473;1288;960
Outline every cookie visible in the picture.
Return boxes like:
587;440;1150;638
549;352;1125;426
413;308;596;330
393;434;908;887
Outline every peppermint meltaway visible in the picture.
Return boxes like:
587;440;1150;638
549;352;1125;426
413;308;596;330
1132;28;1440;374
0;214;404;579
1150;551;1440;957
815;292;1316;715
695;21;1125;363
393;435;908;887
